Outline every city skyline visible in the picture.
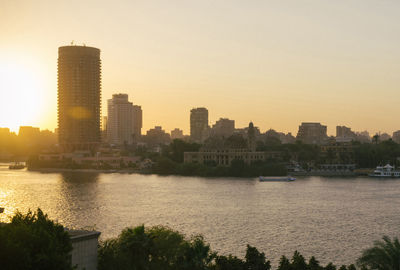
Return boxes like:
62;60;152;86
1;1;400;135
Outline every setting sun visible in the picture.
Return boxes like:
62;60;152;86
0;57;47;132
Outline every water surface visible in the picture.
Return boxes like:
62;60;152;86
1;164;399;265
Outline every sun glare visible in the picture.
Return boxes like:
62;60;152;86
0;59;46;132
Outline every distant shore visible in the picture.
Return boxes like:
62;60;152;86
27;167;140;174
24;166;373;177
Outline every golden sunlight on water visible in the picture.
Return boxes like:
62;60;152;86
1;164;400;266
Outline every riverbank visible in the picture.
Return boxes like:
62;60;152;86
27;167;141;174
25;166;374;178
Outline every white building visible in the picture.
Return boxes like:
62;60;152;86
107;94;141;145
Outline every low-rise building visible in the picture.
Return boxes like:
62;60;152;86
184;149;282;166
171;128;184;140
393;130;400;144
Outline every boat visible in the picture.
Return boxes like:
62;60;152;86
9;162;25;170
369;164;400;178
259;176;296;182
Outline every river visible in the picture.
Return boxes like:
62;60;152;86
0;163;399;266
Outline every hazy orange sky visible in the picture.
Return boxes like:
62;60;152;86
1;0;399;135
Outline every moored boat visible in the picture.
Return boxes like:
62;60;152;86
259;176;296;182
369;164;400;178
9;162;25;170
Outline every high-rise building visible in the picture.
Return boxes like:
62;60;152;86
58;45;101;152
132;105;142;139
190;107;209;142
107;94;135;145
102;116;108;143
211;118;235;137
296;122;328;144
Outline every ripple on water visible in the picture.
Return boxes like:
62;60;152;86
0;167;400;266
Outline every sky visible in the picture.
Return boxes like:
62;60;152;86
0;0;399;135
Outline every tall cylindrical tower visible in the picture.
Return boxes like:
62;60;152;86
58;45;101;152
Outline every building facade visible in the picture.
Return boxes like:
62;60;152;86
107;94;137;145
190;107;209;142
393;130;400;144
145;126;171;146
171;128;184;139
184;149;282;166
211;118;235;137
296;122;328;145
68;230;101;270
58;45;101;152
133;105;143;139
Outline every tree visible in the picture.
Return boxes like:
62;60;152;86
164;139;201;163
357;236;400;270
277;255;292;270
214;254;245;270
244;245;271;270
291;251;307;270
325;262;337;270
0;208;73;270
309;256;323;270
98;225;213;270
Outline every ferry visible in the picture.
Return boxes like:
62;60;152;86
369;164;400;178
9;162;25;170
259;176;296;182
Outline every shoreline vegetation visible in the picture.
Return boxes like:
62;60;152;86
1;209;399;270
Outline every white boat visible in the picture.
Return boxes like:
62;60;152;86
369;164;400;178
259;176;296;182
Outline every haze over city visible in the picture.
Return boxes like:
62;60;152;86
1;0;400;135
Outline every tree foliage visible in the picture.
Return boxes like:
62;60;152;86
99;225;213;270
357;236;400;270
0;208;73;270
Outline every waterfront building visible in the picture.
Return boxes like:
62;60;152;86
211;118;235;137
320;140;355;164
171;128;184;139
184;149;281;166
144;126;171;146
296;122;328;145
190;107;209;142
107;94;138;145
184;122;280;166
393;130;400;144
58;45;101;152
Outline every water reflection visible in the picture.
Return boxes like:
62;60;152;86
60;172;99;183
56;172;101;229
1;171;400;266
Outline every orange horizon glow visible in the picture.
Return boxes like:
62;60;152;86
1;1;400;136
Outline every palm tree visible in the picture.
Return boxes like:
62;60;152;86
357;236;400;270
